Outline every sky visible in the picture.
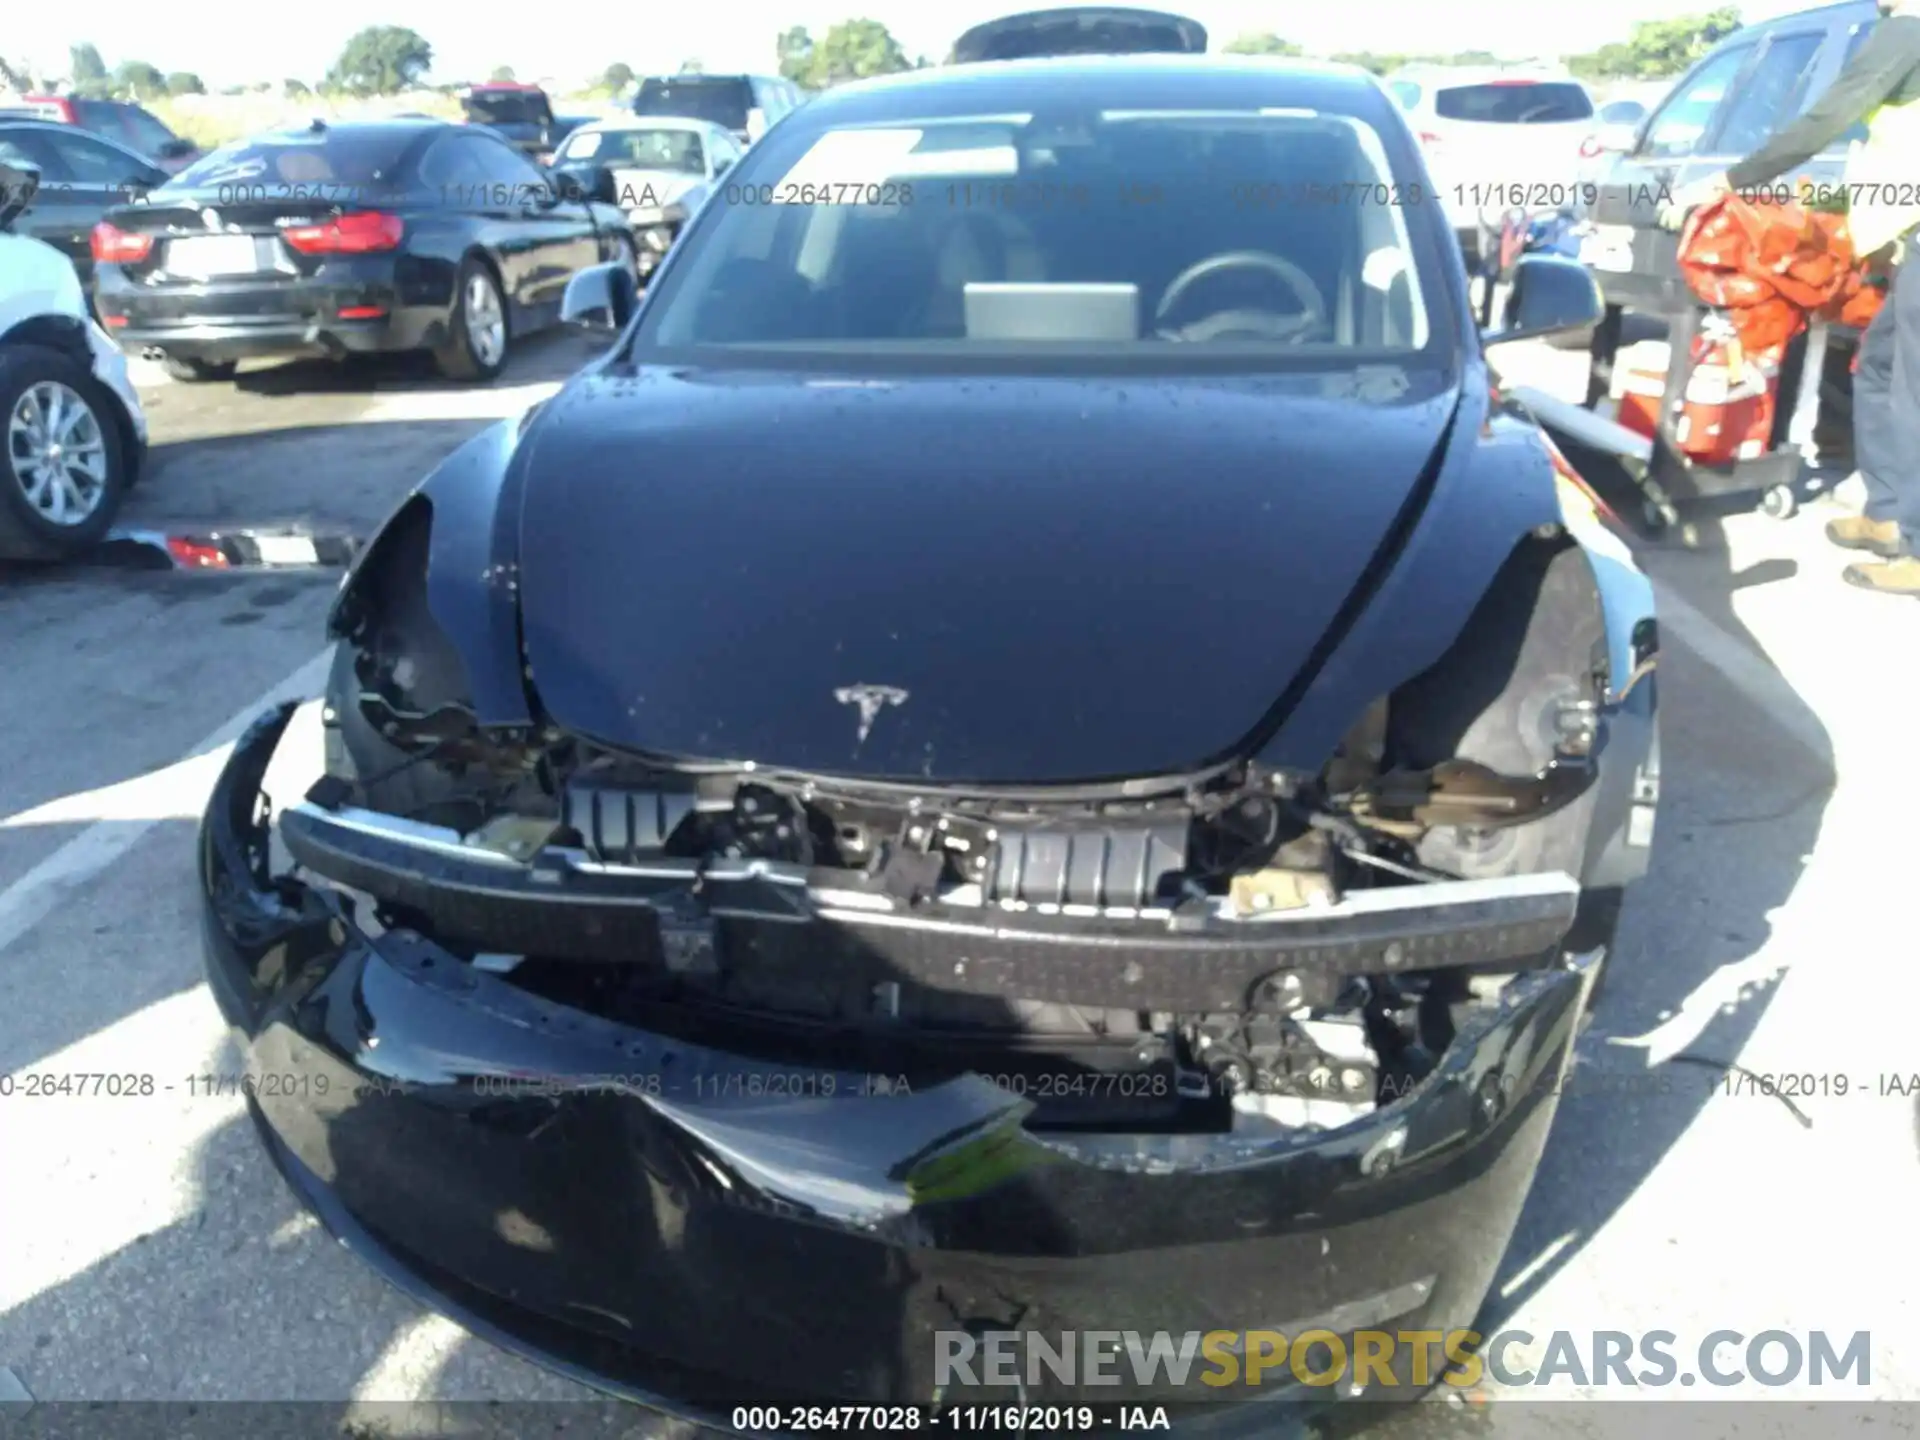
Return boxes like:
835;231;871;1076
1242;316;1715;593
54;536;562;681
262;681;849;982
10;0;1821;91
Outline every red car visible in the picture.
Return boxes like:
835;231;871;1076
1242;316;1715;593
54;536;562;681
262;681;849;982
0;95;200;173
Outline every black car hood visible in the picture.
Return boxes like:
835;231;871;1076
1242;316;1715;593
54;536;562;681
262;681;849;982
514;365;1461;784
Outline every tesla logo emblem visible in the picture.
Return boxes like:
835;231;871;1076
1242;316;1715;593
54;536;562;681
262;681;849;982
834;684;907;744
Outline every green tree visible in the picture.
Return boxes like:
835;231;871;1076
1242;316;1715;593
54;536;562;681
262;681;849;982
69;42;111;99
166;71;205;96
1224;33;1303;57
777;26;815;83
603;61;634;92
490;65;515;82
326;25;433;97
284;78;311;98
809;18;909;86
114;60;166;100
1569;8;1741;79
679;57;705;74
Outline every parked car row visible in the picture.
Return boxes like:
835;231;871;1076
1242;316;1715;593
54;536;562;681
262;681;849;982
0;59;817;560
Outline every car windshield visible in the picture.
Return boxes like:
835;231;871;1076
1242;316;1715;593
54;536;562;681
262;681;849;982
634;79;750;130
558;126;706;172
636;107;1436;364
464;91;551;126
162;130;415;193
1434;81;1593;123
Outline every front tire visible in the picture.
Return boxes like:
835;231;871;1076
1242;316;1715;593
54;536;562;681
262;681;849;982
433;257;510;383
0;345;130;562
161;355;239;383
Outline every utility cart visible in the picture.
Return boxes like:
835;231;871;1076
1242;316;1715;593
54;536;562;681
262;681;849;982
1576;297;1837;528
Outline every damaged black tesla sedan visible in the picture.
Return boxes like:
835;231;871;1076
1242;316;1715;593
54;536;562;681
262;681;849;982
200;54;1660;1422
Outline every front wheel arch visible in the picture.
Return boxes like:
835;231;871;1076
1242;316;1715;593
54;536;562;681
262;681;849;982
432;252;511;382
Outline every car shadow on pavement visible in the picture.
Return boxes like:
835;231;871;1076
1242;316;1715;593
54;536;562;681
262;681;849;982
228;329;608;397
1475;448;1837;1336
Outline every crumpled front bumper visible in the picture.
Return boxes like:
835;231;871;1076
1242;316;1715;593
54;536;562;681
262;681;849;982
201;703;1598;1424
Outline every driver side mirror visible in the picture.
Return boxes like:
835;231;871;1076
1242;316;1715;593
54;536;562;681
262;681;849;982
1481;254;1604;346
562;262;638;332
158;137;196;160
712;154;734;176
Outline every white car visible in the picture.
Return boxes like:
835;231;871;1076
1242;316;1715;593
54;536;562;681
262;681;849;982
547;116;744;281
1384;65;1599;274
0;157;148;561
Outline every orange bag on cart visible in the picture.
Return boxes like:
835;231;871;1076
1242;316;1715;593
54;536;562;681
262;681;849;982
1657;193;1886;452
1678;192;1865;369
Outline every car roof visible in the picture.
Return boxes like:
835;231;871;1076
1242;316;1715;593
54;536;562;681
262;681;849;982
810;52;1385;117
466;81;546;91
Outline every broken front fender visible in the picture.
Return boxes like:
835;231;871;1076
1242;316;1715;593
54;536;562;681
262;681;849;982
201;704;1600;1418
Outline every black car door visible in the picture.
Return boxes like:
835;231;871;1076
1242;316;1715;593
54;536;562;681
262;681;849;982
0;127;162;285
468;132;600;317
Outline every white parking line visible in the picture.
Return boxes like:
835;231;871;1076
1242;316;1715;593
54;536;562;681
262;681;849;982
0;648;332;961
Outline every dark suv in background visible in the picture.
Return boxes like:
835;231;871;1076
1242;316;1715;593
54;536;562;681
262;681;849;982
1580;0;1878;317
0;95;199;172
630;74;803;146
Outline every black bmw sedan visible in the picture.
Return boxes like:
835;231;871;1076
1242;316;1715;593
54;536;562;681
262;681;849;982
90;118;636;383
200;56;1660;1423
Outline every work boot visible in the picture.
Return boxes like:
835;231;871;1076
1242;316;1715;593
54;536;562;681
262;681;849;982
1825;515;1903;557
1842;555;1920;596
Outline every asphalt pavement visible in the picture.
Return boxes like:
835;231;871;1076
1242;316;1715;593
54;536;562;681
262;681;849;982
1;332;1917;1435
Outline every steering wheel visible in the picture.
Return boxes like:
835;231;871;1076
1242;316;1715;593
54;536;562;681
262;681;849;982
1154;250;1330;344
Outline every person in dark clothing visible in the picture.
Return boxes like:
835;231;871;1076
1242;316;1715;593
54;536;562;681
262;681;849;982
1661;0;1920;596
